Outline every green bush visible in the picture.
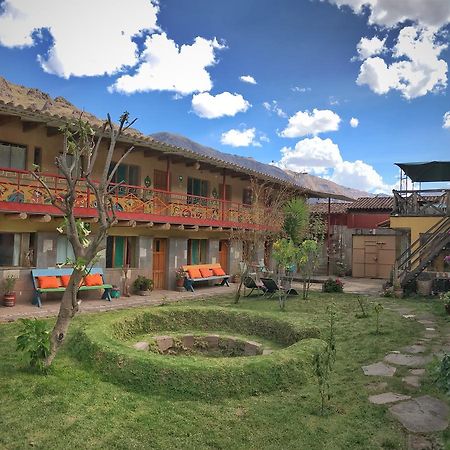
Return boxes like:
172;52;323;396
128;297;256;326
322;278;344;293
70;306;325;399
16;318;50;370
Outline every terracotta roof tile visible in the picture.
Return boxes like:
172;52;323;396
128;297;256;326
347;197;393;211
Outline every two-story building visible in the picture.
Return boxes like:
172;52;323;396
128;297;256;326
390;161;450;289
0;78;352;304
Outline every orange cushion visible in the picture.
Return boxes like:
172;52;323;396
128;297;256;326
84;274;103;286
212;267;226;276
60;275;71;287
200;268;213;278
188;268;202;279
38;276;61;289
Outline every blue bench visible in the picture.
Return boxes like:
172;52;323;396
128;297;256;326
31;268;112;307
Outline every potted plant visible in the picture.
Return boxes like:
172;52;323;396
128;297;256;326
3;275;17;307
175;267;186;288
440;291;450;314
416;271;433;296
132;275;154;296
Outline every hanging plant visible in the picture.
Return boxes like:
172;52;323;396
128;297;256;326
144;176;152;188
212;187;218;198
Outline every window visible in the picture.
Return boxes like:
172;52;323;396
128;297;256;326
58;153;84;177
243;188;253;206
109;163;140;195
187;239;208;264
56;236;75;265
33;147;42;169
0;142;26;169
154;169;168;190
187;177;208;205
0;232;35;267
106;236;136;268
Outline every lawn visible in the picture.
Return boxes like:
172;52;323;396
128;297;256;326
0;291;448;449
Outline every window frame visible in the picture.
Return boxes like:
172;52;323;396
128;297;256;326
0;140;27;170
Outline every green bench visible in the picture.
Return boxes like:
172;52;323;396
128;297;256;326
31;268;112;307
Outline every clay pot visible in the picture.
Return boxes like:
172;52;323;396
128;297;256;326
138;290;152;297
3;292;16;307
393;288;403;299
176;278;185;288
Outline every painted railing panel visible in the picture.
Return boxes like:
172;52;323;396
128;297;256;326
0;167;262;228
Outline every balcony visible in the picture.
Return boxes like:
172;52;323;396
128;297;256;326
0;167;272;230
392;189;449;217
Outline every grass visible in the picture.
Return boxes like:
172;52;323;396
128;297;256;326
0;291;448;449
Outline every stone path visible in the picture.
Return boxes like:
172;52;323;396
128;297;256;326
362;303;449;449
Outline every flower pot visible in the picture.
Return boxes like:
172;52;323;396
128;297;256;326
3;292;16;307
176;278;185;288
111;288;120;299
417;279;432;296
138;290;152;297
393;288;403;299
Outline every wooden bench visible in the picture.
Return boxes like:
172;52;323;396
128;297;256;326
182;263;230;293
31;268;113;307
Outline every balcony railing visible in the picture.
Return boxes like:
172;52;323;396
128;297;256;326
0;167;269;229
392;189;449;216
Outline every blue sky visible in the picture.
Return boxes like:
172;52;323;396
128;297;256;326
0;0;449;193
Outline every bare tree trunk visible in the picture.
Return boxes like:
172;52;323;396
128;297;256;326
44;269;83;367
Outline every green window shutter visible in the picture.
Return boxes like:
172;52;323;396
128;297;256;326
114;236;125;268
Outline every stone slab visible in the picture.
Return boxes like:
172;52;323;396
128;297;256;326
410;369;425;376
154;335;173;352
389;395;449;433
402;376;421;388
401;345;427;354
181;334;194;349
402;314;416;319
407;434;436;450
362;362;396;377
418;319;436;326
262;349;273;355
133;341;149;351
244;340;263;356
369;392;411;405
366;382;389;391
384;353;432;368
205;334;219;348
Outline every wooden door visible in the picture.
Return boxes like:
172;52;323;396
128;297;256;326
153;238;167;289
219;240;229;272
352;235;396;279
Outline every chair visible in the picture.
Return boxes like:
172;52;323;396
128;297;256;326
243;276;267;297
260;278;299;299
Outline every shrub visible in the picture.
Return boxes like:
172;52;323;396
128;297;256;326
435;353;450;394
132;275;154;292
322;278;344;293
70;306;325;399
16;319;50;370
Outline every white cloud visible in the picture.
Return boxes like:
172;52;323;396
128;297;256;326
262;100;287;118
349;117;359;127
443;112;450;129
276;136;391;193
191;92;251;119
357;26;448;99
327;0;450;28
331;160;391;193
291;86;311;93
110;33;225;95
240;75;257;84
356;36;386;60
278;137;343;175
0;0;159;78
280;109;341;138
221;128;262;147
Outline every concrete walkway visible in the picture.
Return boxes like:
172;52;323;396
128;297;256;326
0;276;385;322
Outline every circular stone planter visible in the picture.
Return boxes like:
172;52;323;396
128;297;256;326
71;306;326;399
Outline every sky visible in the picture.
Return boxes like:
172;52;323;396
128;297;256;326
0;0;449;194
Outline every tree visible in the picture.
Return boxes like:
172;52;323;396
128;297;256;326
229;179;290;303
297;239;321;300
32;113;136;366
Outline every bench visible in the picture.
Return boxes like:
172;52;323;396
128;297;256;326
31;268;113;307
182;263;230;293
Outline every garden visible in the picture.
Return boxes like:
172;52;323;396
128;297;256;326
2;290;450;449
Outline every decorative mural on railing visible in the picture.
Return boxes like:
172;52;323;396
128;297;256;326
0;168;256;226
